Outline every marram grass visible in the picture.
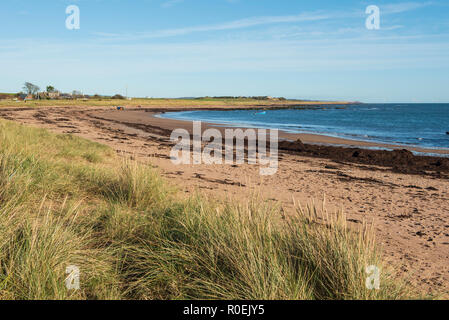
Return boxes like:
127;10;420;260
0;119;414;300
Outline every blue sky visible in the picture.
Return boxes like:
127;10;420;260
1;0;448;102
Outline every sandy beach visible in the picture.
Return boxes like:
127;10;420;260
109;109;449;155
1;104;448;295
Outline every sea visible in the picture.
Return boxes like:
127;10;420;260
157;103;449;153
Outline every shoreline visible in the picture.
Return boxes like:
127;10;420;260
87;109;449;177
152;109;449;157
156;112;449;156
91;108;449;156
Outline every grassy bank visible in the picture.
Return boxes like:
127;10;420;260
0;119;410;300
0;97;350;109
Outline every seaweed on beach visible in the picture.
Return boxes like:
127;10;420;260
279;140;449;177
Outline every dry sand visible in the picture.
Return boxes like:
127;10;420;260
1;104;448;296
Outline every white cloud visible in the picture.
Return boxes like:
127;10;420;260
382;1;433;14
93;12;331;41
93;2;437;41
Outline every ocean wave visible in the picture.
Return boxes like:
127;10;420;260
157;104;449;150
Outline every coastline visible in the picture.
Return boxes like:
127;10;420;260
93;109;449;156
1;104;448;294
87;109;449;177
155;112;449;156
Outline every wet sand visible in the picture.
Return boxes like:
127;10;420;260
92;110;449;177
1;105;448;296
107;110;449;155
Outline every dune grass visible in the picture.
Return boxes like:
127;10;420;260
0;119;412;300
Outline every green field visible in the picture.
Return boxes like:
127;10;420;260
0;96;350;109
0;119;414;300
